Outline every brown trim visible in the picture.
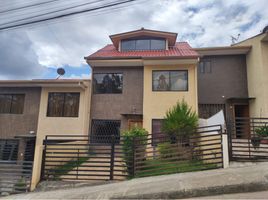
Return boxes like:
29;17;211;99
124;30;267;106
86;55;199;61
109;28;177;38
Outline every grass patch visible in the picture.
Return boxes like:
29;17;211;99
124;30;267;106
134;159;218;178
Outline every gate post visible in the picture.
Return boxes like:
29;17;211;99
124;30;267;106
222;127;229;168
40;136;47;180
110;135;115;180
131;137;136;178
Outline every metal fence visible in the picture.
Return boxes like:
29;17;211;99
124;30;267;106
228;117;268;161
42;125;224;182
0;160;33;195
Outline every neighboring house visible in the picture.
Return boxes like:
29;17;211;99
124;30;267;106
0;82;41;163
233;27;268;118
194;46;251;121
85;28;199;143
0;79;91;190
31;79;91;189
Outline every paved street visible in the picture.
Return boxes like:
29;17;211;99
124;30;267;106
3;162;268;199
192;190;268;199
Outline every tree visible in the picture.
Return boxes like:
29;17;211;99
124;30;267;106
162;100;198;144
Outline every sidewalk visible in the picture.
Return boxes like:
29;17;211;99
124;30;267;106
4;162;268;199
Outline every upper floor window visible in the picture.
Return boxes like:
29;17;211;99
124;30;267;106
0;94;25;114
47;92;80;117
93;73;123;94
152;70;188;91
199;60;212;74
121;38;166;51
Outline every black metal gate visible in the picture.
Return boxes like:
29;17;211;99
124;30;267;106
228;117;268;161
42;125;224;182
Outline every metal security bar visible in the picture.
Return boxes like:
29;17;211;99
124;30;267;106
228;117;268;161
132;125;224;178
42;135;127;181
42;125;224;182
0;161;33;195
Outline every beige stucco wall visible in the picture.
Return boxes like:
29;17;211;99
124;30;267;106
143;64;198;135
235;34;268;117
31;83;91;190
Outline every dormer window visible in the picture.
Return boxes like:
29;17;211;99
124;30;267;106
121;37;166;51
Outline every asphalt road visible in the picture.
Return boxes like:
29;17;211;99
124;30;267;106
192;190;268;199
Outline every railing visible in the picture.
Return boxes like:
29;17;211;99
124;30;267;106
0;160;33;195
132;125;224;178
227;117;268;161
42;125;224;182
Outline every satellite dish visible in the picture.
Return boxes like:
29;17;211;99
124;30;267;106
57;68;65;76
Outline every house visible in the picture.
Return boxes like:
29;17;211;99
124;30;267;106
233;27;268;118
85;28;199;143
194;46;251;122
0;81;41;163
0;79;91;191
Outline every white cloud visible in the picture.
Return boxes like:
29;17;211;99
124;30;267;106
0;0;268;79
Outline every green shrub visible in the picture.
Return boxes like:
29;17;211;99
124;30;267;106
255;124;268;137
158;142;176;159
122;127;148;177
162;99;198;143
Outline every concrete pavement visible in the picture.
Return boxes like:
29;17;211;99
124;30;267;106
3;162;268;199
191;190;268;199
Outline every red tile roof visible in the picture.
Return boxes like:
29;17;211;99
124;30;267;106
86;42;199;59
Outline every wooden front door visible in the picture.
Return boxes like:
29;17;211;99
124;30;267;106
128;119;143;130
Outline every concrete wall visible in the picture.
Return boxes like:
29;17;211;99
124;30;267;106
31;83;91;190
143;64;198;135
91;67;144;131
0;87;41;139
235;34;268;117
198;55;248;104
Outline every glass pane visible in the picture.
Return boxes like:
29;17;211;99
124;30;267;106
153;71;169;91
0;94;12;113
10;94;25;114
121;40;135;51
47;93;64;117
170;71;188;91
63;93;80;117
93;73;123;94
150;39;165;50
199;62;205;73
205;61;212;73
135;39;150;50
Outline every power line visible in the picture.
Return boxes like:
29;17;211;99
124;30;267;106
0;0;139;31
15;0;149;32
0;0;62;14
0;0;110;26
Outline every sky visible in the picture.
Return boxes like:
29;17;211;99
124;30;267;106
0;0;267;80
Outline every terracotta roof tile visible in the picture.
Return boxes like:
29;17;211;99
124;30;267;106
87;42;198;59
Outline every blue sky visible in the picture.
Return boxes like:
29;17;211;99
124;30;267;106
43;64;91;79
0;0;267;80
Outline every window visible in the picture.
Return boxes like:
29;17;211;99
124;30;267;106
152;119;166;146
47;93;80;117
0;94;25;114
121;38;166;51
152;70;188;91
91;120;121;144
199;60;211;73
93;73;123;94
0;140;19;161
